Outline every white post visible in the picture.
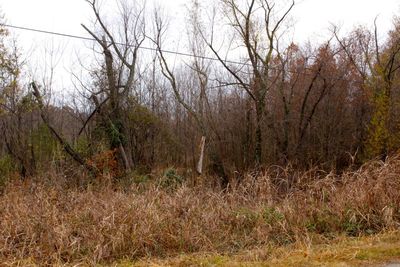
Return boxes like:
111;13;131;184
196;136;206;174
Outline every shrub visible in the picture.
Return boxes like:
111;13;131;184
262;207;285;225
159;168;185;189
0;155;14;189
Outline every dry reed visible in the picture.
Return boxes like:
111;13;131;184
1;157;400;265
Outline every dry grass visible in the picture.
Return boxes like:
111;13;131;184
131;230;400;266
1;157;400;265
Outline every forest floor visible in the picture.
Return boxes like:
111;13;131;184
121;231;400;267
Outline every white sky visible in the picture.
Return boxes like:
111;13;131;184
0;0;398;97
0;0;397;42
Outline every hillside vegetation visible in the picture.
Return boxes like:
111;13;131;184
1;0;400;266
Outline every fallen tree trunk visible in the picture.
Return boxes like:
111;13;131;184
31;82;99;175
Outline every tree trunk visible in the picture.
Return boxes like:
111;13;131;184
255;100;264;165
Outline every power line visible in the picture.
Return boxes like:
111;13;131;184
3;23;250;66
2;23;354;84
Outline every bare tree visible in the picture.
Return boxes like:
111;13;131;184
81;0;147;172
153;10;208;172
201;0;295;165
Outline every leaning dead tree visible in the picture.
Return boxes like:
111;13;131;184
153;10;209;175
31;82;99;175
153;1;230;183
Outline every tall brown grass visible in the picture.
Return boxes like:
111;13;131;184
0;157;400;265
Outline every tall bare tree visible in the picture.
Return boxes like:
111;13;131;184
81;0;147;172
201;0;295;164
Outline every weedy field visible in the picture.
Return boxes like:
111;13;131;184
1;157;400;266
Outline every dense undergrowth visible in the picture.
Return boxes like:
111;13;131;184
0;157;400;265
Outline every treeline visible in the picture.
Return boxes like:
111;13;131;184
0;0;400;185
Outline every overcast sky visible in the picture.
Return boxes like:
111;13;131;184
1;0;398;41
0;0;398;96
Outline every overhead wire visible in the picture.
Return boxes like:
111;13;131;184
3;23;355;84
3;23;250;66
